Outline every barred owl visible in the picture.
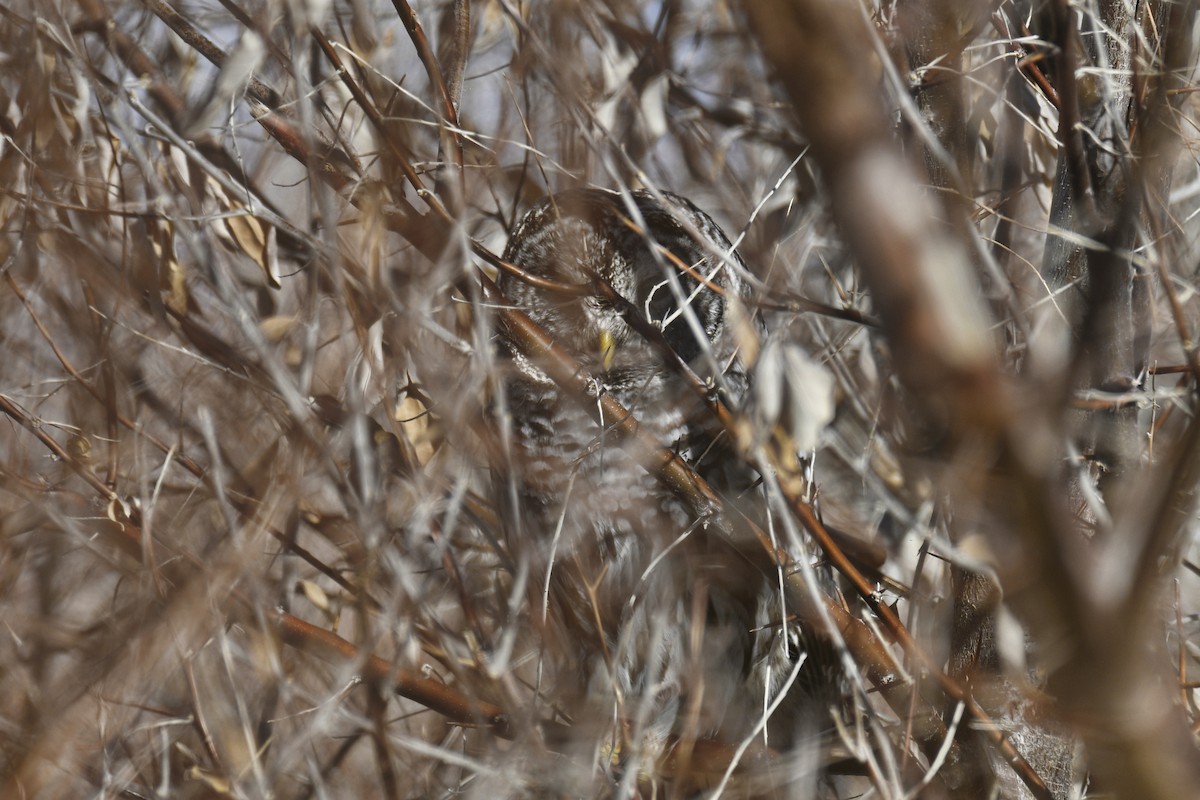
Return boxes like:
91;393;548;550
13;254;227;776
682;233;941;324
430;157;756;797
496;188;803;777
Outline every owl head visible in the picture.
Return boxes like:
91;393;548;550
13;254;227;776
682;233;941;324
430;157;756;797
498;188;745;383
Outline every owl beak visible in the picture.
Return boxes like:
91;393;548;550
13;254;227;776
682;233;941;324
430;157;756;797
598;329;617;372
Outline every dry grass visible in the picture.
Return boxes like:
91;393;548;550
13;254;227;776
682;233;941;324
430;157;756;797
2;1;1200;798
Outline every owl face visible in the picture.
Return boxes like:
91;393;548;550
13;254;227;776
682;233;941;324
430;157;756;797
499;189;742;381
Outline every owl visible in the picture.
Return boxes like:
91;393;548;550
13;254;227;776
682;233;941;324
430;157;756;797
494;187;807;786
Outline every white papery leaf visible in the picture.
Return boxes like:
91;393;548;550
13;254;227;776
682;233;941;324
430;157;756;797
751;340;835;452
783;346;835;451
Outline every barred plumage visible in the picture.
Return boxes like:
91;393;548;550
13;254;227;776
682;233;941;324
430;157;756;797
495;188;809;778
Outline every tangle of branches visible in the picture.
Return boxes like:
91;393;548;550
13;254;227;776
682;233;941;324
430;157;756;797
2;2;1200;798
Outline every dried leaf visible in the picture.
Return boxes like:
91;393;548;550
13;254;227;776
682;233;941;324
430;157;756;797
298;579;330;612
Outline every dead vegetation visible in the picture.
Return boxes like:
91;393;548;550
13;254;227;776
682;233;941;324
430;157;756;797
2;1;1200;798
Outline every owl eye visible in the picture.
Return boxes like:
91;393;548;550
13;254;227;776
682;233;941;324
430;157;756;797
583;294;618;314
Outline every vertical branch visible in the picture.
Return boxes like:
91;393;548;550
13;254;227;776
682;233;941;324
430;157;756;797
437;0;472;112
742;2;1200;799
897;0;977;194
391;0;467;208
